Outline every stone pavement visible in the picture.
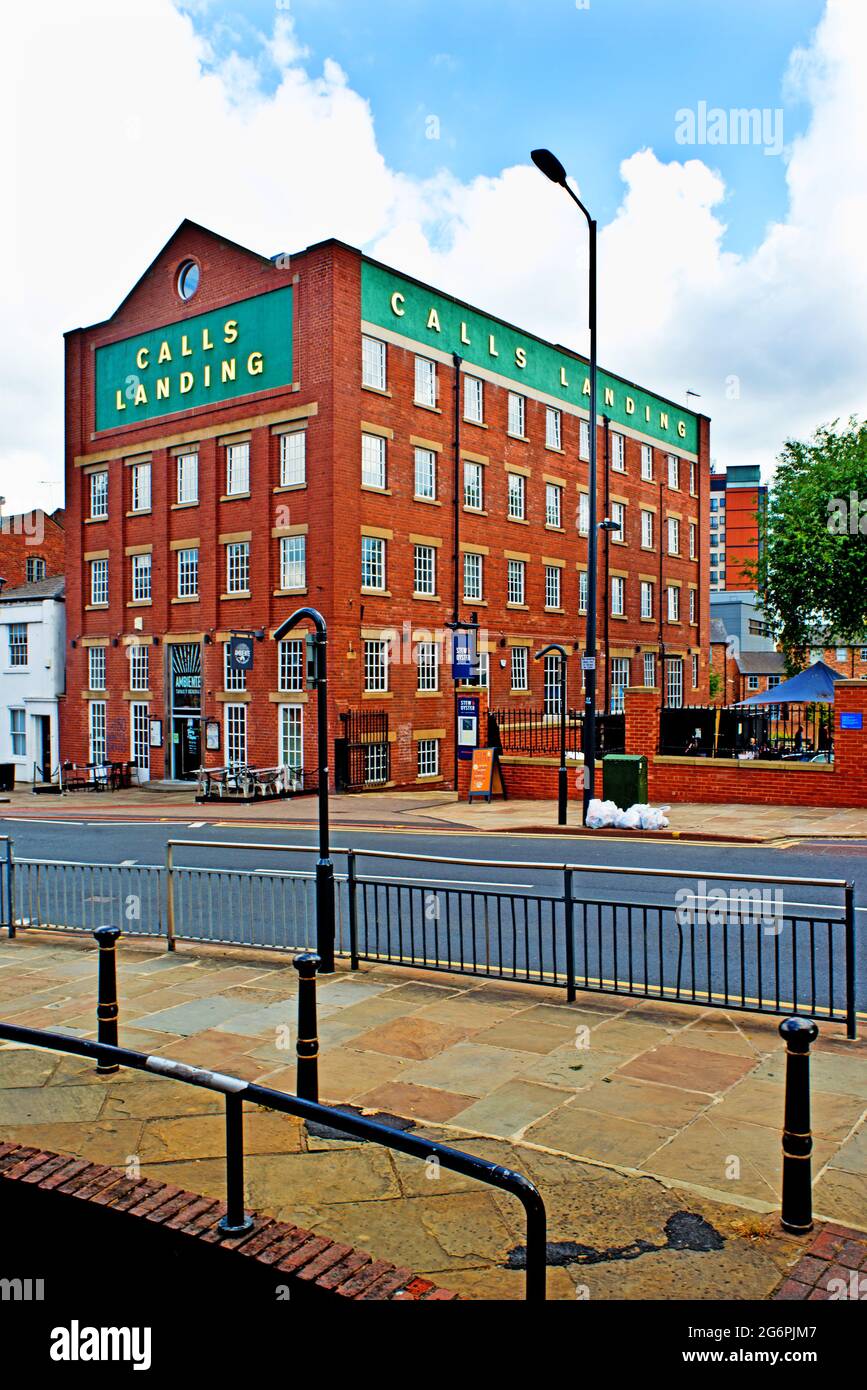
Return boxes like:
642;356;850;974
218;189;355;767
0;932;864;1300
3;786;867;842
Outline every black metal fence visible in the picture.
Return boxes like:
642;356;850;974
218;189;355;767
488;709;625;757
2;839;857;1038
345;851;857;1038
659;702;834;760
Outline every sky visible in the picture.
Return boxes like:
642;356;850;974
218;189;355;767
1;0;865;516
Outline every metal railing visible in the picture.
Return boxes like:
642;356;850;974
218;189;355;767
487;709;625;757
345;850;857;1039
659;702;834;760
2;838;857;1037
165;840;341;953
488;707;583;756
0;1019;547;1301
12;858;165;938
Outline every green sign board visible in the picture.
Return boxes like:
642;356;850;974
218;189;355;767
94;286;293;432
361;261;698;453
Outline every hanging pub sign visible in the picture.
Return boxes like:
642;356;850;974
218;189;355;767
228;634;254;673
452;628;477;681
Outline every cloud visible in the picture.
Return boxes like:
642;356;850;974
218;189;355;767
1;0;865;514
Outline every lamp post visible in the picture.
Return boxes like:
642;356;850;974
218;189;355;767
531;147;599;825
534;643;569;825
273;606;335;973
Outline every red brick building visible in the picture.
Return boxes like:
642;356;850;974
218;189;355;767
62;221;710;788
709;464;766;592
0;508;65;590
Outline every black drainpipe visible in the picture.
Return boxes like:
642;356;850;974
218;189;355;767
602;416;611;716
452;353;463;624
658;470;666;705
452;352;463;792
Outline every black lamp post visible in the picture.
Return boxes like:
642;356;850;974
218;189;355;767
273;606;335;973
534;643;569;825
531;148;599;824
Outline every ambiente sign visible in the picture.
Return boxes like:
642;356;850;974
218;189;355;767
94;286;293;431
361;260;699;453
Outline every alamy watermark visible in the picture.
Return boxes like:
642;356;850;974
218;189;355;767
827;492;867;536
675;101;784;157
675;880;784;935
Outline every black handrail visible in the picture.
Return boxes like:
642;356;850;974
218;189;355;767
0;1019;547;1301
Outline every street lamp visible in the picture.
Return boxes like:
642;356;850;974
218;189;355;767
531;147;599;824
534;643;569;825
273;606;335;973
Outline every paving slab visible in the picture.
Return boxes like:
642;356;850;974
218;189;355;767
711;1078;864;1142
0;1049;59;1088
524;1101;676;1168
348;1016;469;1061
811;1169;867;1228
642;1114;838;1204
562;1075;711;1129
827;1123;867;1176
312;1047;410;1102
447;1080;566;1139
617;1043;756;1095
354;1081;477;1125
399;1042;538;1097
520;1042;625;1091
469;1018;580;1055
0;1084;105;1126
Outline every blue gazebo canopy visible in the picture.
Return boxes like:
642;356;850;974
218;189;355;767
736;659;842;706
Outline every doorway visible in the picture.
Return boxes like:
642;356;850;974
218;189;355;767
36;715;51;781
169;643;202;780
172;715;201;779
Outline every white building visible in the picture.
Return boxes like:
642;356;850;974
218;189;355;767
0;576;65;785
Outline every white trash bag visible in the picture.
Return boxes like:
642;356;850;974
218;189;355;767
586;799;670;830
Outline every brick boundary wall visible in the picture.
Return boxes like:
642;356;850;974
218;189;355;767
0;1142;457;1301
624;681;867;809
478;679;867;809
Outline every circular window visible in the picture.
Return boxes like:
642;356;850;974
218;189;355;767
176;260;200;301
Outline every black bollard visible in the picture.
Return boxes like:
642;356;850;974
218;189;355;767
293;952;320;1102
779;1016;819;1234
93;926;122;1074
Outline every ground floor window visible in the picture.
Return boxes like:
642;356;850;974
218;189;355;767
10;709;25;757
543;652;562;714
364;742;388;785
88;701;106;765
643;652;656;688
610;657;630;713
278;705;303;772
667;658;684;709
417;738;440;778
130;702;150;776
225;703;247;766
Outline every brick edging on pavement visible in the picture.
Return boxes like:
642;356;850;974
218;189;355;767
772;1222;867;1300
0;1142;457;1301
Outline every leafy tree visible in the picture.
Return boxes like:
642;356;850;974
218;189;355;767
751;418;867;663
